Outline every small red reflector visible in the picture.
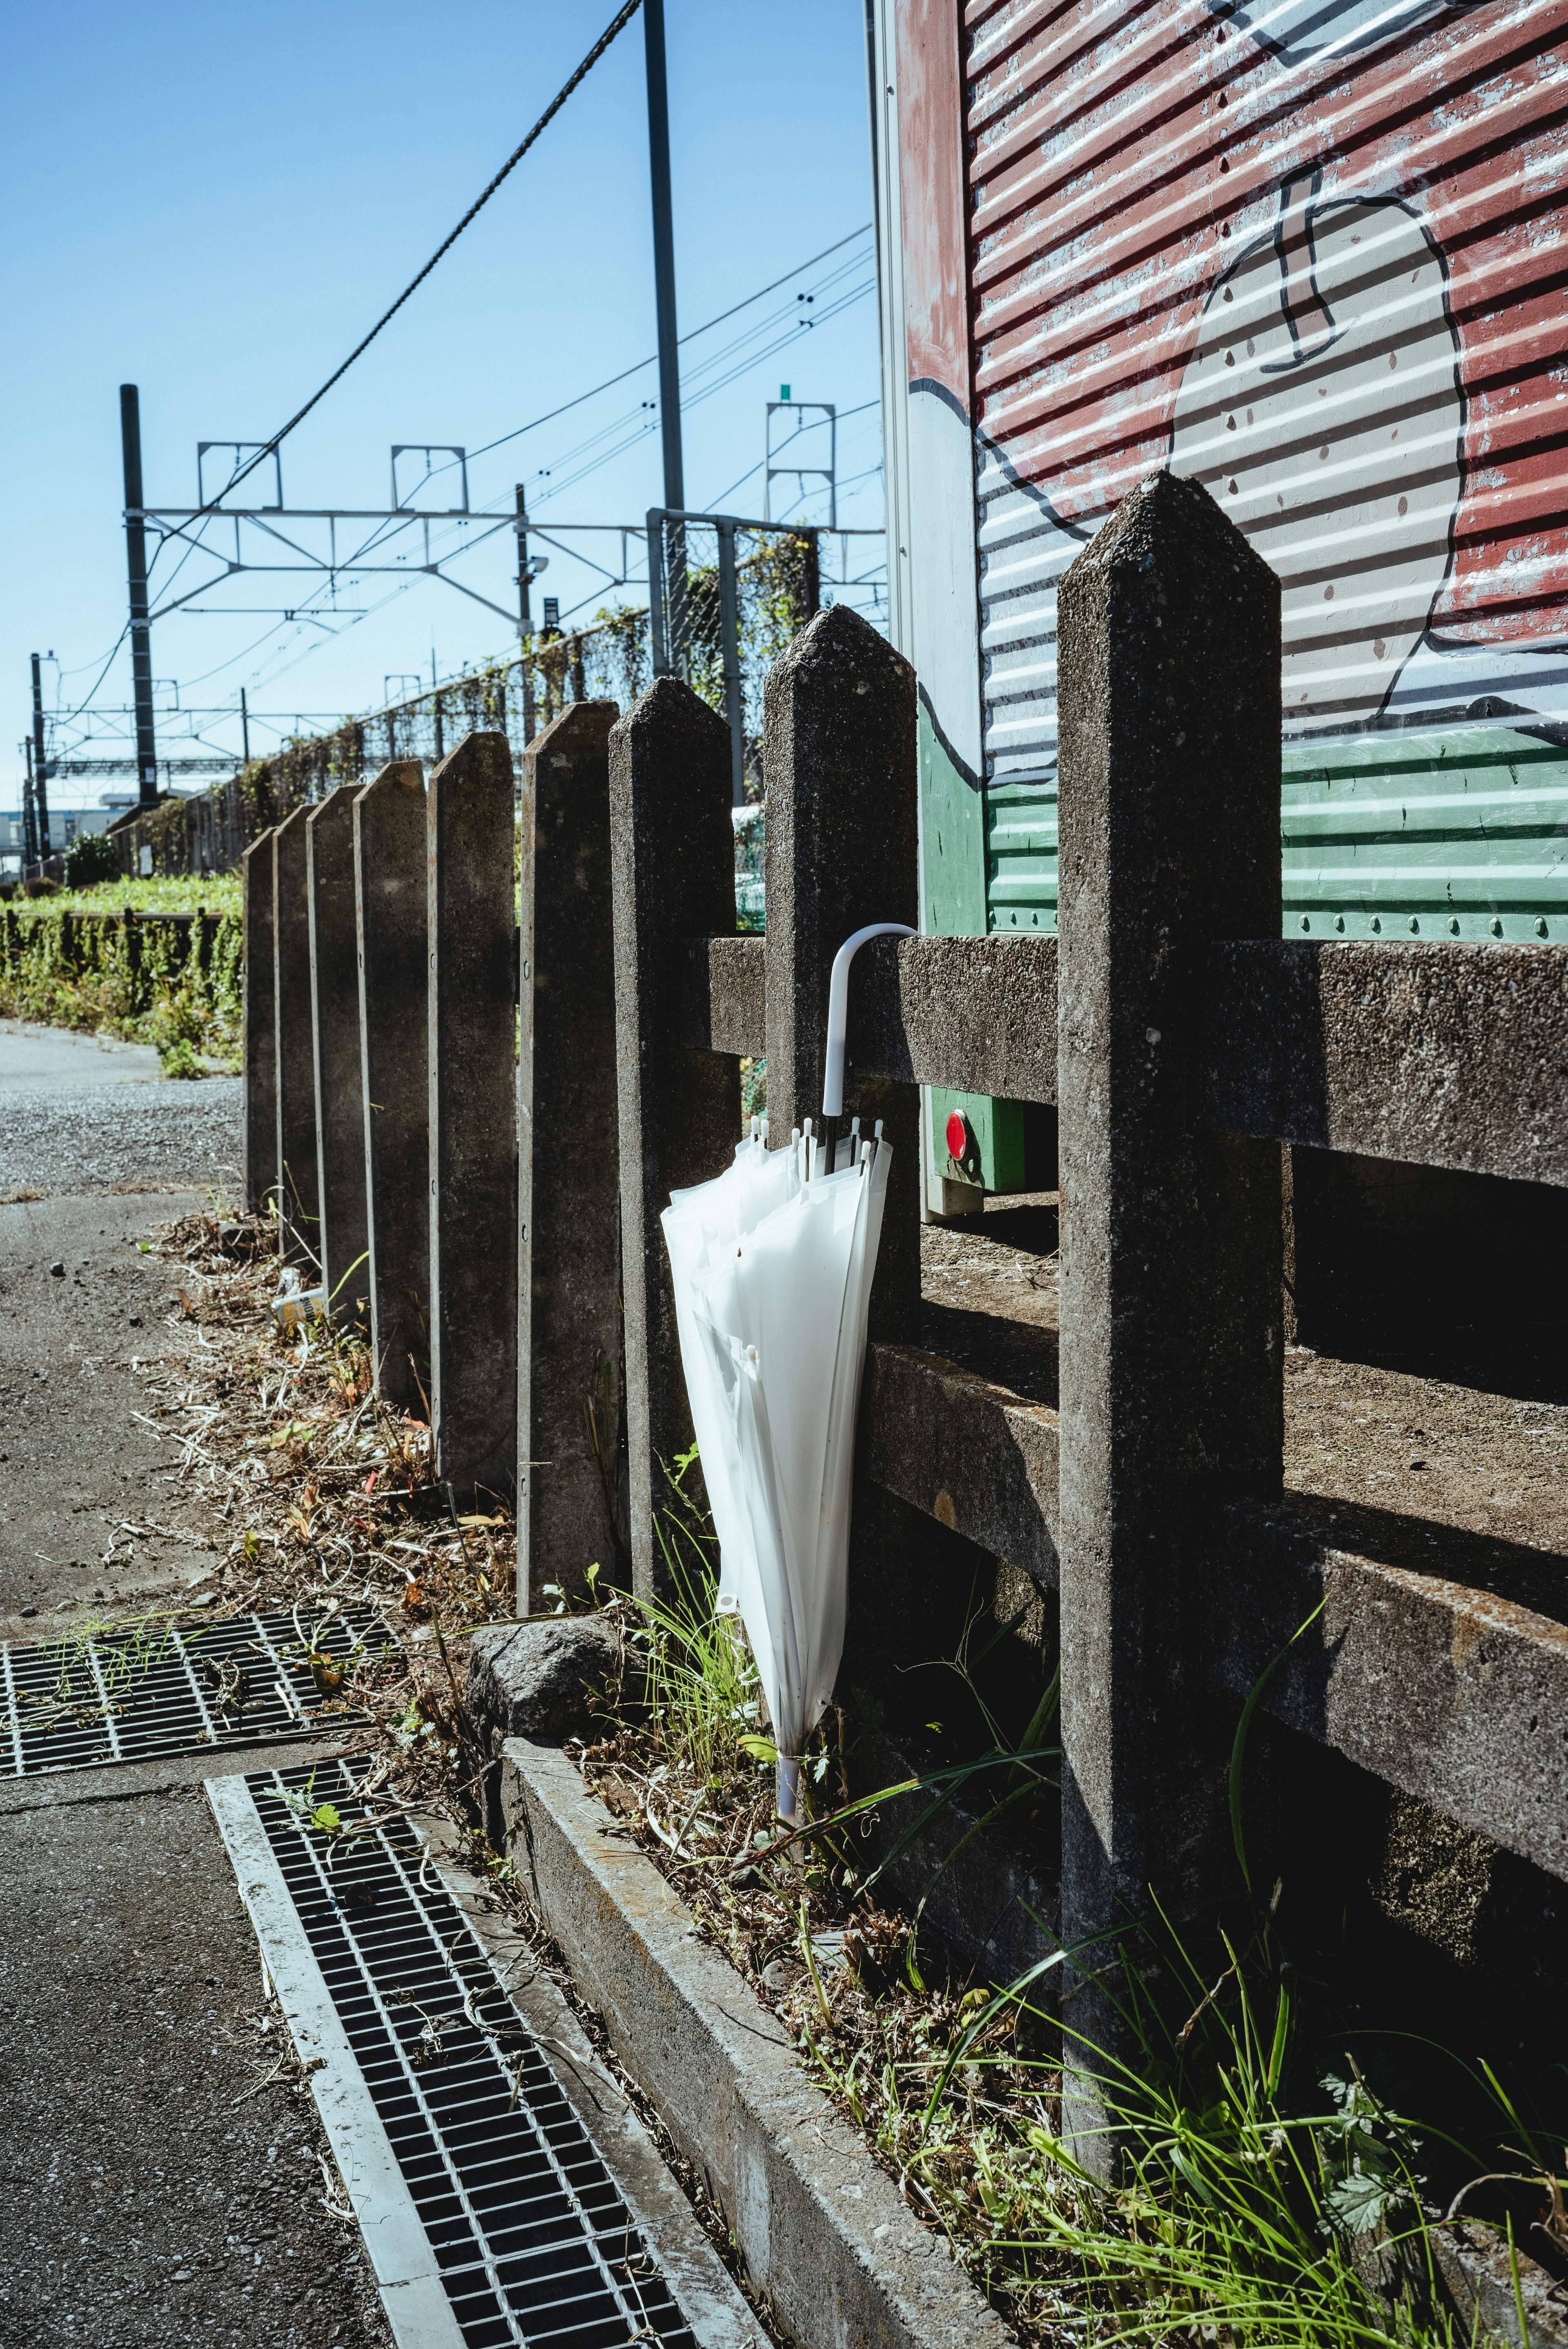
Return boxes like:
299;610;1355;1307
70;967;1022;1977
944;1110;970;1159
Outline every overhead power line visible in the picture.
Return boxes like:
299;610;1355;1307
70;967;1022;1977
171;0;646;530
45;0;645;743
458;221;874;468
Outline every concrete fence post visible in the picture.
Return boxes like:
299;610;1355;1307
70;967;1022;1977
354;761;429;1410
242;829;276;1218
610;678;737;1599
272;806;319;1268
1055;470;1283;2170
428;730;518;1504
307;785;370;1323
762;602;920;1343
517;700;624;1611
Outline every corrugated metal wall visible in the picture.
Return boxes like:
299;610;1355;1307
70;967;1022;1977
965;0;1568;941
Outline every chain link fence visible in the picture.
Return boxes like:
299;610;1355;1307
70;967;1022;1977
118;522;827;878
647;513;821;803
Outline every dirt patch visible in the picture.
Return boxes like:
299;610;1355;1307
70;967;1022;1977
918;1191;1568;1602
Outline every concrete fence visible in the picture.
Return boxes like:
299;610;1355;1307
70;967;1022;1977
245;474;1568;2162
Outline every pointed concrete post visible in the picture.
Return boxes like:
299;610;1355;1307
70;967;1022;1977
242;828;277;1219
610;679;738;1600
763;602;920;1342
307;784;369;1324
518;700;624;1611
272;806;319;1268
428;731;518;1503
1055;471;1283;2171
354;761;428;1409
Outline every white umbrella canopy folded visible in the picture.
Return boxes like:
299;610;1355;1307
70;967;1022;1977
660;922;909;1821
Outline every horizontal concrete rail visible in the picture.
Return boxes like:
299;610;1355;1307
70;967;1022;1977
862;1342;1568;1884
678;935;764;1059
501;1737;1013;2349
864;1342;1060;1585
1207;1498;1568;1885
678;932;1568;1186
1201;939;1568;1186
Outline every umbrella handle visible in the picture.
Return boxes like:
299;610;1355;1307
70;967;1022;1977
822;922;916;1118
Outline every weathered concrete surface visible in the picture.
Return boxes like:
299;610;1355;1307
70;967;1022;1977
428;730;518;1502
763;603;920;1342
242;828;276;1215
518;702;624;1609
271;808;319;1267
1055;472;1283;2156
677;934;766;1059
354;761;428;1410
1206;1495;1568;1887
0;1751;392;2349
501;1736;1013;2349
466;1614;619;1743
1429;2215;1568;2347
306;785;369;1322
610;680;738;1598
672;927;1568;1199
1204;939;1568;1186
864;1341;1060;1586
862;1337;1568;1887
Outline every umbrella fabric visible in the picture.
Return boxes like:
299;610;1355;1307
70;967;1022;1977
662;1129;891;1815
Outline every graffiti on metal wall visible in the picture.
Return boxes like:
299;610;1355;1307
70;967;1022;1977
964;0;1568;782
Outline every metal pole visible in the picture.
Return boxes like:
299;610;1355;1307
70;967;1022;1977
120;385;158;808
517;485;536;742
716;521;744;806
643;0;683;514
22;738;38;869
646;510;670;678
240;686;250;765
30;653;51;859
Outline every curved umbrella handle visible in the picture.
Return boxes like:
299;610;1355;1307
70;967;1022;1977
822;922;916;1119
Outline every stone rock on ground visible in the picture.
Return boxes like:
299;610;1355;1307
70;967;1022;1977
467;1615;621;1745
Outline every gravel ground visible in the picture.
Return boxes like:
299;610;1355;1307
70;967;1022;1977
0;1079;243;1203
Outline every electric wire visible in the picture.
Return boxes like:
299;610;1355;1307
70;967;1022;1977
450;221;873;473
201;0;647;516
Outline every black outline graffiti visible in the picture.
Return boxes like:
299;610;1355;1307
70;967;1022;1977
1177;185;1466;724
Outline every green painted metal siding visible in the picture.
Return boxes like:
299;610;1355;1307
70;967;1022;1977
980;727;1568;945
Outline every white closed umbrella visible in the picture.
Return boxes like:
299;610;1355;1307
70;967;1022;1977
661;923;911;1820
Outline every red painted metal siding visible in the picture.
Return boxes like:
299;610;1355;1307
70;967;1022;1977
964;0;1568;798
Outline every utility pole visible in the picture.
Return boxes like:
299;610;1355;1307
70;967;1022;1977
516;485;536;744
120;384;158;808
240;686;250;766
30;653;51;861
643;0;684;513
22;738;38;869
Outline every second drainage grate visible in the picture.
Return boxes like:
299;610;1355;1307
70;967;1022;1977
213;1760;745;2349
1;1605;387;1776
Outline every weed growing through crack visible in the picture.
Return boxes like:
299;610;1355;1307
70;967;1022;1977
572;1479;1565;2349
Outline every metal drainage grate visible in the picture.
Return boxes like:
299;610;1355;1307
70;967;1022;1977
246;1760;701;2349
0;1606;387;1777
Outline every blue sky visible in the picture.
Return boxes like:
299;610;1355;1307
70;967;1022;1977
2;0;883;809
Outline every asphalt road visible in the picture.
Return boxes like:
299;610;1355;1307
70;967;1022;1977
0;1747;393;2349
0;1021;389;2349
0;1022;246;1640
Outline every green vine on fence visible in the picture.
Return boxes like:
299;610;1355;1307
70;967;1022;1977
0;892;244;1074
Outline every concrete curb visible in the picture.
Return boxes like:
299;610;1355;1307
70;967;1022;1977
500;1736;1012;2349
